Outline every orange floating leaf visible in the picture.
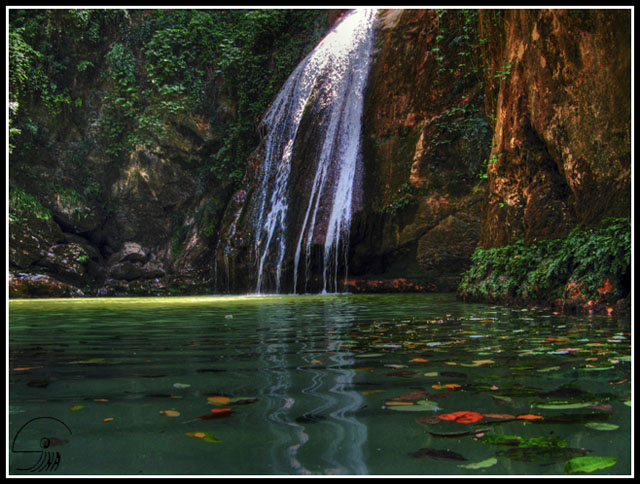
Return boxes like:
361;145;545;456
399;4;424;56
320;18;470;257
516;414;543;420
103;417;114;422
482;413;516;420
432;383;461;390
160;410;180;417
207;396;231;405
410;358;429;363
384;401;415;406
438;411;484;424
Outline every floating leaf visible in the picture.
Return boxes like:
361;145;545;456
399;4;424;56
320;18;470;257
458;457;498;469
160;410;180;417
173;383;191;389
537;366;561;373
563;456;617;474
185;431;222;443
103;417;114;422
386;399;439;412
584;422;619;431
229;397;259;405
516;414;543;420
416;415;441;425
432;383;461;390
198;408;233;419
69;404;84;412
534;401;599;410
94;398;109;402
384;370;418;377
385;401;415;406
429;428;490;438
482;413;516;420
410;358;429;363
440;371;467;378
391;391;429;401
424;372;439;377
438;411;484;424
480;434;524;446
355;353;384;358
409;448;467;461
207;396;231;405
362;389;385;395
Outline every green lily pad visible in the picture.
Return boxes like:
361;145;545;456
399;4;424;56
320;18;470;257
480;434;524;446
563;456;617;474
458;457;498;469
534;400;599;409
481;434;567;449
584;422;619;431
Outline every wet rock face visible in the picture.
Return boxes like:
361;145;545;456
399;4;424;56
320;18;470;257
478;9;631;247
351;9;491;291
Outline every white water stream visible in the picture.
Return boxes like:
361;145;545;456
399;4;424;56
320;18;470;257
253;9;378;294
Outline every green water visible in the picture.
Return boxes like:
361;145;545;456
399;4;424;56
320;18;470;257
8;293;632;476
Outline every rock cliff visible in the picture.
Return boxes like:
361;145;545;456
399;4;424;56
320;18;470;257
9;9;631;307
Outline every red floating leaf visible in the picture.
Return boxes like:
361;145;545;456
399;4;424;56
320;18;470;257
199;408;233;419
438;411;484;424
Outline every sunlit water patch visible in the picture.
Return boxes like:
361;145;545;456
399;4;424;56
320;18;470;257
8;294;631;475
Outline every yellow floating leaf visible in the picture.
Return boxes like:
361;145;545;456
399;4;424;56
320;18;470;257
445;362;458;366
362;389;385;395
207;396;231;405
424;372;439;377
160;410;180;417
103;417;114;422
384;401;415;406
69;404;84;412
192;432;206;439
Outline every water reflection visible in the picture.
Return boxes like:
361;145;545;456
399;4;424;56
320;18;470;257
256;296;368;474
8;294;631;475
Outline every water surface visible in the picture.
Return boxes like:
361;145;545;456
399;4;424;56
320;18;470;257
8;293;632;475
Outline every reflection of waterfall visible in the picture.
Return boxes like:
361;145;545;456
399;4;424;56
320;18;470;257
257;296;368;474
253;9;378;294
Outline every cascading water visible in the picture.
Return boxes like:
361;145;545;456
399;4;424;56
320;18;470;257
253;9;378;294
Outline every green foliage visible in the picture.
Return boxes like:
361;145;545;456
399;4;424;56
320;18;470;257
383;183;430;216
458;218;631;304
9;189;53;223
433;9;484;85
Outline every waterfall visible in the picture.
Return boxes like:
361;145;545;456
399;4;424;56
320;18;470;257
253;9;378;294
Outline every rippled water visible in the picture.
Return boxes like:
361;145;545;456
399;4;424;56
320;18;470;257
8;294;632;475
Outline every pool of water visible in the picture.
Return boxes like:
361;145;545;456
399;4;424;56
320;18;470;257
8;293;632;476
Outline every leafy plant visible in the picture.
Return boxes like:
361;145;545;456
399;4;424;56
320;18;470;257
458;217;631;305
9;188;53;223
